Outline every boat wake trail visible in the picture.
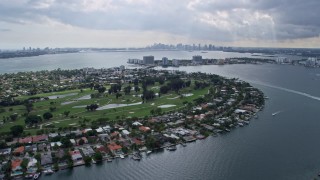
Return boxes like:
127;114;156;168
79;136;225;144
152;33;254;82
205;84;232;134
249;80;320;101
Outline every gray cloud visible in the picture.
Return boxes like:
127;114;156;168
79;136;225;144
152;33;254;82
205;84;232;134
0;0;319;42
0;28;11;32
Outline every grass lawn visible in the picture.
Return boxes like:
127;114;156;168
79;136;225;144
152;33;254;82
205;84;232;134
0;83;209;134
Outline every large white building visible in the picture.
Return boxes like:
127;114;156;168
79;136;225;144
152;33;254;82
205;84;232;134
305;57;318;67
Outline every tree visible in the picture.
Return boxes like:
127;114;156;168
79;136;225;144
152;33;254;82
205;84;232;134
98;86;106;93
84;156;92;165
63;111;70;117
10;125;24;137
78;139;85;146
43;112;53;120
86;104;99;111
93;152;103;162
160;85;170;94
185;80;191;87
21;158;29;170
49;106;56;112
133;78;139;86
150;109;155;115
10;113;18;121
168;78;184;92
124;86;131;95
61;137;73;148
155;108;162;115
116;93;122;99
24;102;33;113
25;115;42;125
143;90;155;101
134;86;140;93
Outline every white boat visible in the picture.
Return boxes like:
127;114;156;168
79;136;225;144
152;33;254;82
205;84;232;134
43;169;54;175
132;154;141;161
25;174;34;179
272;111;281;116
167;146;177;151
146;151;152;155
120;154;124;159
33;173;40;180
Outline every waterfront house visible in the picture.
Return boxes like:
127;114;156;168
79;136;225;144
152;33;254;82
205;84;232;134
41;152;53;166
131;138;144;146
69;150;84;165
26;157;37;174
95;145;108;155
107;142;122;155
11;159;23;177
55;149;66;159
80;146;95;157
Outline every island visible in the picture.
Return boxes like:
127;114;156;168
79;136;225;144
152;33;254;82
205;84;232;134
0;66;264;179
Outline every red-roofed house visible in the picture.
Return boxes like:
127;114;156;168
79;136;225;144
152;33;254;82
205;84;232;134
96;145;108;154
139;126;151;132
19;136;32;144
32;134;48;143
107;142;122;155
13;146;25;156
69;150;83;165
11;159;23;177
132;138;144;146
110;131;120;140
77;137;88;145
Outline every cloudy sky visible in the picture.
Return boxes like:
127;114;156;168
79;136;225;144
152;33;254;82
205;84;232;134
0;0;319;49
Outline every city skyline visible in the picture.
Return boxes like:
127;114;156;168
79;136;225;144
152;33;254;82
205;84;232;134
0;0;320;49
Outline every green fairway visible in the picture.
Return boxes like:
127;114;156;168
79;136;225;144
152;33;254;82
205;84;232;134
0;83;209;134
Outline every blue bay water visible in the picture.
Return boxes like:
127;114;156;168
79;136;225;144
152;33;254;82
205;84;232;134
1;51;320;180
